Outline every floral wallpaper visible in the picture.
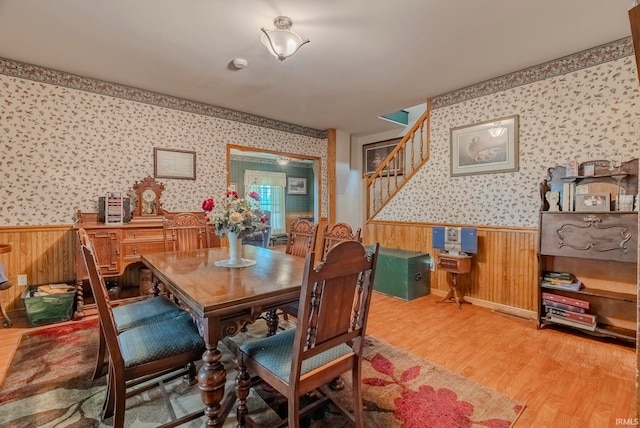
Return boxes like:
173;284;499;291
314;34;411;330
375;55;640;228
0;74;327;226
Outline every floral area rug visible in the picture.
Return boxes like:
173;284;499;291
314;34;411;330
0;319;524;427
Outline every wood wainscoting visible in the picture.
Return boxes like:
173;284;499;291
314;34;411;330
0;225;76;313
363;220;538;314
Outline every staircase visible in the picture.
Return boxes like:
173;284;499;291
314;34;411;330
365;99;432;221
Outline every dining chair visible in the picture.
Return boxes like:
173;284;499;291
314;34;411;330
285;219;318;258
320;222;362;257
78;228;186;380
263;219;319;336
235;241;380;428
280;222;362;321
80;240;205;428
163;212;211;252
280;222;364;390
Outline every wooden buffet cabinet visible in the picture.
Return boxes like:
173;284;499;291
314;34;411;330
74;211;218;317
537;159;638;343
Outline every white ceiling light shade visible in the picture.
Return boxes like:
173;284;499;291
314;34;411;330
260;16;309;61
276;157;290;166
488;122;507;138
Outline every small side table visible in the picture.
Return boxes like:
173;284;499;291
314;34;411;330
0;244;13;327
437;253;472;308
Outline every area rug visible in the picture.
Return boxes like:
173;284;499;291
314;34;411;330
0;319;524;427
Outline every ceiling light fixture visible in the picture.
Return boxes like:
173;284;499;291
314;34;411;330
488;122;507;138
276;157;290;166
261;16;309;61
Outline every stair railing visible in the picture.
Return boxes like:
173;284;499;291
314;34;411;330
365;99;431;221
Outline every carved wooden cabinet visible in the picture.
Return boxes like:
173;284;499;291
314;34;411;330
537;159;638;343
75;212;164;282
74;211;219;317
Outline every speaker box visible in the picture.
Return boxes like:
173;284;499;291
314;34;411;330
98;197;131;223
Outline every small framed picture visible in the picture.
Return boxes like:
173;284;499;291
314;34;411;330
362;138;404;176
228;182;237;192
575;193;610;212
287;177;307;195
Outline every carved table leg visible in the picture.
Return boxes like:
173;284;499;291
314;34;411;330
265;309;279;337
198;322;226;427
150;277;160;297
139;268;153;295
73;279;85;319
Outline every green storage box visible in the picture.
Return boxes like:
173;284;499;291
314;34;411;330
22;286;75;326
373;248;431;300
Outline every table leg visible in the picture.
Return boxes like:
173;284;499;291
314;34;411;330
264;309;279;336
73;279;85;319
198;320;226;427
437;272;471;308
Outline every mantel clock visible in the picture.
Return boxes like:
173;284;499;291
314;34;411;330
132;176;165;218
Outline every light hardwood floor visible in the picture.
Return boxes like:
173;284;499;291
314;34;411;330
0;293;635;427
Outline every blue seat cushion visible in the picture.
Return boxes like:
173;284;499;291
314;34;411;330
118;312;204;368
113;297;183;332
239;329;352;382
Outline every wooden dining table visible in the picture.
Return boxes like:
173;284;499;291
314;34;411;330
141;245;305;427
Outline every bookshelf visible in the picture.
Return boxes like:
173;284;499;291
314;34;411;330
537;158;638;344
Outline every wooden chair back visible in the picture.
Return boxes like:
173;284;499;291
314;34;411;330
293;241;379;387
285;219;318;258
320;222;362;258
80;242;123;367
163;212;211;252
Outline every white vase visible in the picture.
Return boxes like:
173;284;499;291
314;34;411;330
227;231;243;265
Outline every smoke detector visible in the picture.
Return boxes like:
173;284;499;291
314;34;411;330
232;58;248;69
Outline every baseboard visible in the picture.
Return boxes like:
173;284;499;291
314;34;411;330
429;289;536;320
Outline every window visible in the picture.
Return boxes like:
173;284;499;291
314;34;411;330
244;171;287;234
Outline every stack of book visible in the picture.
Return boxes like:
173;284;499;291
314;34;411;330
542;292;597;331
541;271;582;291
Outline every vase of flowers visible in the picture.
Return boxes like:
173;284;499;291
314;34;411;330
202;189;266;267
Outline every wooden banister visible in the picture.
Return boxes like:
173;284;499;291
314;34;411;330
365;99;432;221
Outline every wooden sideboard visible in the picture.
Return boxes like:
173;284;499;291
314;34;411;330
74;211;219;317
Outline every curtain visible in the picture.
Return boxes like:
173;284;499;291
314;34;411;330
244;170;287;234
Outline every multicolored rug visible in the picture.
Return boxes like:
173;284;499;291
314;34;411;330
0;319;524;427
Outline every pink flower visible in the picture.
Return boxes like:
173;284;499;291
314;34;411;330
226;190;239;199
202;198;215;212
248;191;260;201
260;215;267;224
394;385;474;428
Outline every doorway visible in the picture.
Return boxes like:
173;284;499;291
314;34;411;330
227;145;321;235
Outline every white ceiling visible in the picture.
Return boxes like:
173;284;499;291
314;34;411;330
0;1;635;136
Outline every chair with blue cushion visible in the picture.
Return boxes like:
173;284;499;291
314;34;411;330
235;241;380;428
78;228;185;380
80;241;205;428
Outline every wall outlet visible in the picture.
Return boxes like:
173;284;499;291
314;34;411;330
17;274;28;286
